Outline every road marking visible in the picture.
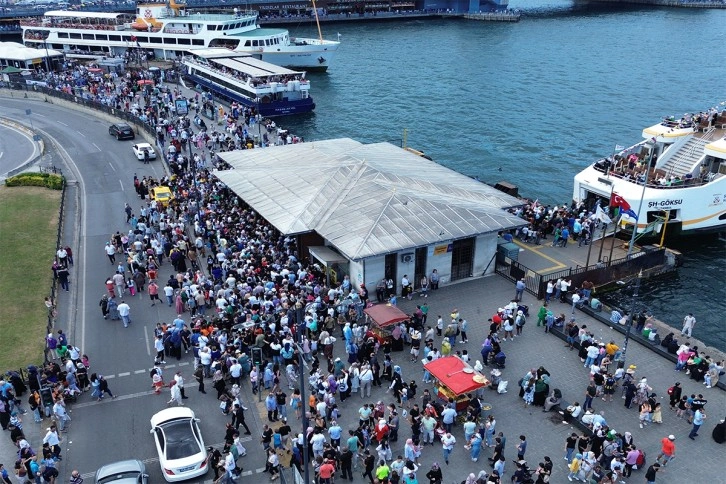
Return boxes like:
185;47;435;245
119;179;124;190
35;113;46;117
144;325;151;356
178;362;189;366
134;369;146;374
104;374;115;379
108;162;116;172
118;372;131;377
58;121;68;126
92;142;101;151
0;152;3;159
77;130;86;137
73;389;156;408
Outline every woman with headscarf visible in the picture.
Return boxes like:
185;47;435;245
213;370;227;398
463;473;478;484
425;462;442;484
375;418;390;443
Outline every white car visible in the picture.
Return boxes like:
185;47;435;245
149;408;208;482
132;143;157;161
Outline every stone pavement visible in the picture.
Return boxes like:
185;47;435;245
315;273;724;483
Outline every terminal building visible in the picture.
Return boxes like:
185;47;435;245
214;138;525;294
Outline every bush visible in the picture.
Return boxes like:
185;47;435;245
5;173;64;190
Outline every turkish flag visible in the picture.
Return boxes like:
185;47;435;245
610;193;631;211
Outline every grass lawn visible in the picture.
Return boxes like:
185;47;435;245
0;185;61;371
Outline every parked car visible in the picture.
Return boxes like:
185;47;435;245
149;408;208;482
95;459;148;484
132;143;157;161
109;123;135;140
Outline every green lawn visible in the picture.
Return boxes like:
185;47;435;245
0;186;61;371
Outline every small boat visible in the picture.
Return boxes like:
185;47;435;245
572;105;726;239
20;0;340;71
182;48;314;117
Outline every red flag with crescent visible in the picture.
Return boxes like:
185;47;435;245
610;193;631;211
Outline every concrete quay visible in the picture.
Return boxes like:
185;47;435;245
314;274;725;482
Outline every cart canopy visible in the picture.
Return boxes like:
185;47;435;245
424;356;489;395
364;304;409;328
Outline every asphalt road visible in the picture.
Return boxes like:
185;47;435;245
1;99;267;483
0;120;39;177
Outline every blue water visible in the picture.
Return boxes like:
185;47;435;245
281;5;726;351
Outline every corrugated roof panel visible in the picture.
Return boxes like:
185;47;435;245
214;139;526;259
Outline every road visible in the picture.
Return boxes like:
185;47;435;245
1;98;268;483
0;119;39;177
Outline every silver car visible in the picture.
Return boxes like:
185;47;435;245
95;459;148;484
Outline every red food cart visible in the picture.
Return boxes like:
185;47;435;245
363;304;410;344
424;356;490;412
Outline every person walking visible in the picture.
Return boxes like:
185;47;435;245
514;278;526;302
99;375;115;399
167;380;183;406
42;425;63;461
644;462;661;484
689;408;705;440
440;431;456;465
117;300;131;328
231;403;252;434
655;435;676;466
681;313;696;337
174;371;187;399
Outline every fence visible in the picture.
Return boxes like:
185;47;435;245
1;81;158;139
496;247;667;299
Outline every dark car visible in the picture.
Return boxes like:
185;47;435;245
109;123;135;140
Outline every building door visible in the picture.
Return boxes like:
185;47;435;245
450;238;474;281
384;253;397;292
414;247;427;289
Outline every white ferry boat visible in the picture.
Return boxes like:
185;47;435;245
573;107;726;238
19;0;339;71
182;48;314;117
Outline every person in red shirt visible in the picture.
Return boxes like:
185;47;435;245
318;458;336;484
655;435;676;466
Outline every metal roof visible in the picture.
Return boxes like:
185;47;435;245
214;138;526;261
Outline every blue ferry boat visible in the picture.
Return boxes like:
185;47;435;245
182;48;315;117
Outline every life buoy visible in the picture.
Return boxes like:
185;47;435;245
144;9;153;18
258;47;264;52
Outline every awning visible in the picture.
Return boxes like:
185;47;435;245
424;356;490;395
308;246;348;267
364;304;410;328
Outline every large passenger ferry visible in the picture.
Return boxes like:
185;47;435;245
20;0;339;71
573;106;726;238
182;48;314;117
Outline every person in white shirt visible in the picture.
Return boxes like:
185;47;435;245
441;432;456;465
168;380;183;406
359;365;374;398
117;300;131;328
174;371;187;399
681;313;696;337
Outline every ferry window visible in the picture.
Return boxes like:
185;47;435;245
108;35;121;41
150;37;162;44
207;25;216;31
163;37;176;44
69;33;81;39
58;32;69;39
96;34;108;41
252;40;258;46
82;34;94;40
192;39;204;46
177;38;190;45
244;41;251;47
137;36;148;42
265;40;270;46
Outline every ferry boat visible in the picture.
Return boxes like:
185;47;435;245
19;0;339;71
181;48;314;117
573;106;726;238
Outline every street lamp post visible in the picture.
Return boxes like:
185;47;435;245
618;269;642;369
294;303;311;484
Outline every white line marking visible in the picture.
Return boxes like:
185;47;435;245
165;364;176;369
144;325;151;356
73;389;156;408
58;121;68;126
134;369;146;374
118;372;131;377
92;143;101;151
119;179;123;190
108;162;116;172
35;113;46;117
104;374;115;379
178;362;189;366
77;130;86;137
0;152;3;159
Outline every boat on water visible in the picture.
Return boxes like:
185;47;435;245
19;0;339;71
573;106;726;238
181;48;314;117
